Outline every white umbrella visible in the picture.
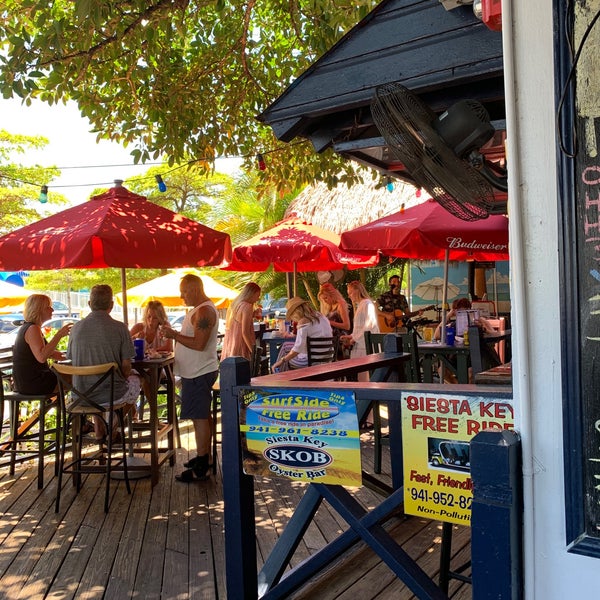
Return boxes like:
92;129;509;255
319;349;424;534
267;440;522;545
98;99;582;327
413;277;460;303
0;280;36;309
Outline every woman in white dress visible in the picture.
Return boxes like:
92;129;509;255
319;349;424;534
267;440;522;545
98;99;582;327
340;280;380;381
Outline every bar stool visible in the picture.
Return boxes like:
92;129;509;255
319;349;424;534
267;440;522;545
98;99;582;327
52;362;131;513
0;388;60;489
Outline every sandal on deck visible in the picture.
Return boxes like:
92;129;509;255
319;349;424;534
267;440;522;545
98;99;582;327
175;469;196;483
183;455;201;469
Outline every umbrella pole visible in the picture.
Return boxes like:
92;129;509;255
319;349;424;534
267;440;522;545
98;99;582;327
121;268;128;327
438;250;451;382
441;250;449;344
293;262;297;297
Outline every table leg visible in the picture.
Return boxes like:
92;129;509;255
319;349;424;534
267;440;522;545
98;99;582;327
421;355;434;383
148;367;159;487
165;365;176;466
456;354;470;384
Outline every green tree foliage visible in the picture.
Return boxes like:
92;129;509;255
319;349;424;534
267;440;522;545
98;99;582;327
0;0;379;193
0;130;67;234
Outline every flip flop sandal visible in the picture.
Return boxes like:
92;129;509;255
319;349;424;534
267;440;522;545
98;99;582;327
175;469;196;483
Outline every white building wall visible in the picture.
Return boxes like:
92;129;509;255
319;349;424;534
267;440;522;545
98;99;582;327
507;0;600;595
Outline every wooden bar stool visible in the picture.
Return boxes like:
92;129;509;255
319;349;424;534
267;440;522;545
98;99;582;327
0;388;60;489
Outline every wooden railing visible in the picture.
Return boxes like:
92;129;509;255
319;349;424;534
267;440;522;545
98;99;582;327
219;335;520;599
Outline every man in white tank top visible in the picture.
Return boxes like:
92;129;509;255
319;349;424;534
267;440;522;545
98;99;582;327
161;274;219;482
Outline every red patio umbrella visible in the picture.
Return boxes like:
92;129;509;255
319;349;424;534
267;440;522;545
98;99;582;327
339;199;509;339
0;183;232;323
224;217;378;295
339;199;509;262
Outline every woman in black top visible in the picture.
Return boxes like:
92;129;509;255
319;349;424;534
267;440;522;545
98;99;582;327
12;294;72;394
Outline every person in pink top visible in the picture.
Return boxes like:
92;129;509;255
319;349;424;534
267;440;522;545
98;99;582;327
220;282;261;362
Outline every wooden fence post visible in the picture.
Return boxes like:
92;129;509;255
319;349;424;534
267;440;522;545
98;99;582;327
470;429;523;599
221;356;257;599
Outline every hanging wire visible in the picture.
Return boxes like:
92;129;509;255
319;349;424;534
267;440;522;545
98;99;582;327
0;140;307;190
556;2;600;158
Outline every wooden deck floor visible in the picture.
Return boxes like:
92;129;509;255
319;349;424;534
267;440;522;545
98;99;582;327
0;423;472;599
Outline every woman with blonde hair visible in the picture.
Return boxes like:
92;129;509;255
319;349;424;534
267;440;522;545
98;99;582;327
318;283;351;337
340;281;379;380
221;282;261;361
272;297;332;371
130;300;172;352
12;294;72;394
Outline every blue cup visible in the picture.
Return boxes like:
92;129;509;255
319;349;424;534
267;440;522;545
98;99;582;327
134;338;145;360
445;327;455;347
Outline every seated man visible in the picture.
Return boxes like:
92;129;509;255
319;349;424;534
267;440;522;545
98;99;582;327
67;284;140;441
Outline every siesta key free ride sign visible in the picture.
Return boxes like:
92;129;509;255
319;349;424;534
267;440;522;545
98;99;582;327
401;391;514;525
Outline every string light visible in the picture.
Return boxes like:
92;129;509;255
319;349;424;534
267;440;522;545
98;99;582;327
256;153;266;171
386;177;394;192
2;139;307;191
39;185;48;203
155;174;167;192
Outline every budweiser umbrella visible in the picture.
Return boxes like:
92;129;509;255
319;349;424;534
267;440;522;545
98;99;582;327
339;199;509;262
0;184;232;323
224;217;378;295
115;269;239;309
339;199;509;338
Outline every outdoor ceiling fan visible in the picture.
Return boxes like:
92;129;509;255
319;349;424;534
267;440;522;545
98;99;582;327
371;82;508;221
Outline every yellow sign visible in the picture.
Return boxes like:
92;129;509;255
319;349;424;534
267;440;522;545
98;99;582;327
239;387;362;486
401;391;514;525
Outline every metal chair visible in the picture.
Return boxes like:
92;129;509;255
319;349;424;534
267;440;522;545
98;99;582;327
52;362;131;513
0;388;59;489
307;336;338;366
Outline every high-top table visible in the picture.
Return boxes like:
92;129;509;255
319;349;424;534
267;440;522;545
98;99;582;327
131;353;177;486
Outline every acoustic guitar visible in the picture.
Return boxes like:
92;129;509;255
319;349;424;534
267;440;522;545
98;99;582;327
377;305;435;333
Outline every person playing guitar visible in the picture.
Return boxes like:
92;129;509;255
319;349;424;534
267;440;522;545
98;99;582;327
377;274;429;332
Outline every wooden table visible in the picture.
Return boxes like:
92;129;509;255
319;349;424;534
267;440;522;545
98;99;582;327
131;354;177;486
474;362;512;385
418;341;471;384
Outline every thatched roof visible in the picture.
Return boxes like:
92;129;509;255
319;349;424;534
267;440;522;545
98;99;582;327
285;177;425;234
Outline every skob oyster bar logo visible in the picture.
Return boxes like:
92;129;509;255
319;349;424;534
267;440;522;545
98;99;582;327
238;388;362;486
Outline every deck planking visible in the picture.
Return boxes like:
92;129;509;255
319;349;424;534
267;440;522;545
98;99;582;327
0;422;471;599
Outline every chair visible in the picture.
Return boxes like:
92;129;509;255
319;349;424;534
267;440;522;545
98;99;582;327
0;351;60;489
52;362;131;513
307;336;338;366
0;388;59;489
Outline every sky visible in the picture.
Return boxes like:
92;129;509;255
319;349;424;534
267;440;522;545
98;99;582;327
1;98;242;205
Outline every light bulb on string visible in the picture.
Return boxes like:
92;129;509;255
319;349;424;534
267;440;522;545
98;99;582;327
39;185;48;204
256;153;266;171
386;177;394;192
155;175;167;192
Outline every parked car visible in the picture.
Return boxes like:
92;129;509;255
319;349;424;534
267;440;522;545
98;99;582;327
51;301;79;318
0;313;24;326
169;313;226;334
0;321;19;348
41;317;80;336
262;298;288;319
